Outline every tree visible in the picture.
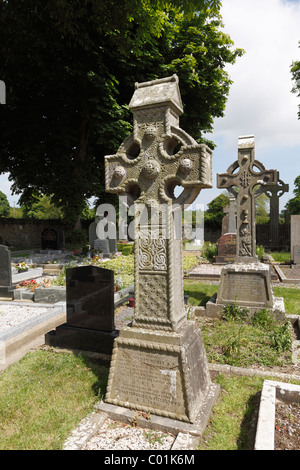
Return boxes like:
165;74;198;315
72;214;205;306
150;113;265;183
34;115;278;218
21;193;64;220
286;175;300;215
0;191;10;217
0;0;243;229
291;43;300;119
204;193;229;228
255;193;269;224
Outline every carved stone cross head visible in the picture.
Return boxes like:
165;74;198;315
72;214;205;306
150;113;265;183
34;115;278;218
105;75;212;210
217;135;278;262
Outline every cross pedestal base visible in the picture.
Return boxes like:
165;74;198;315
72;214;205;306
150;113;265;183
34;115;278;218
206;262;285;318
104;321;219;424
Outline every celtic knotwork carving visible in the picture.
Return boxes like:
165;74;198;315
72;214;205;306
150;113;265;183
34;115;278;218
139;231;167;271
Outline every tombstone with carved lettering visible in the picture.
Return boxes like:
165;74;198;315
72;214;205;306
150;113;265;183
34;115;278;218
206;135;285;317
100;75;219;427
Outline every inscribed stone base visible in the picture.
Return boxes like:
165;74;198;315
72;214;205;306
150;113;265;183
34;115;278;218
104;321;217;424
45;324;119;356
205;262;285;318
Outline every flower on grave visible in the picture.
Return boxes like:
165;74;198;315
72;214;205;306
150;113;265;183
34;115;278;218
15;262;29;272
43;278;52;288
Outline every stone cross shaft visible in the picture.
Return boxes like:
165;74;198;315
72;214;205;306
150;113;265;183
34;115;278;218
217;135;277;262
261;176;289;247
105;75;213;331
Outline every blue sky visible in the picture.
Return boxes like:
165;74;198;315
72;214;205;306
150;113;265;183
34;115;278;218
196;0;300;212
1;0;300;213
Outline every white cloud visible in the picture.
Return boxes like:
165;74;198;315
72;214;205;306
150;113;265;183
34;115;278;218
211;0;300;151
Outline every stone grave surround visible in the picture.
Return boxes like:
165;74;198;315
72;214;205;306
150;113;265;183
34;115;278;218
206;135;285;317
101;75;219;425
291;215;300;264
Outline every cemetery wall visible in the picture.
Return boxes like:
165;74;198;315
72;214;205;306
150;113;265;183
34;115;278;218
0;218;67;248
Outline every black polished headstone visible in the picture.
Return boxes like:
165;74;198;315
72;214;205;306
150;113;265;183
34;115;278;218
45;264;118;356
0;245;14;298
66;265;114;332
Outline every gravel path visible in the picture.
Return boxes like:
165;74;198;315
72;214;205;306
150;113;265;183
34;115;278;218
0;304;50;332
83;417;175;451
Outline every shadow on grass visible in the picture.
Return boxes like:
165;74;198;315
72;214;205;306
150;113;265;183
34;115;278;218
72;351;110;400
184;282;218;307
236;390;261;450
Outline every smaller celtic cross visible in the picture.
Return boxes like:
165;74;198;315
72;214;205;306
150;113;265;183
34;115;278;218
217;135;277;262
261;176;289;248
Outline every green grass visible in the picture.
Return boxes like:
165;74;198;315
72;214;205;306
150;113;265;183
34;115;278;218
271;251;290;263
0;350;108;450
198;373;300;450
197;315;292;368
184;280;300;315
273;286;300;315
183;280;218;306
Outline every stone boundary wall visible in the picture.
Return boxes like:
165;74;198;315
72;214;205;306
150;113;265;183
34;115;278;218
0;218;67;248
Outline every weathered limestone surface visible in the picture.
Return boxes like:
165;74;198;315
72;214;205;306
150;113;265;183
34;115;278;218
103;75;219;424
207;135;284;317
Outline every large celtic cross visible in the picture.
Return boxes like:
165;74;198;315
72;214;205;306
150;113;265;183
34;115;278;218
217;135;277;262
105;75;212;331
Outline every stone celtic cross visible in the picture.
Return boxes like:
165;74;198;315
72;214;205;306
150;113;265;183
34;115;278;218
103;75;219;425
217;135;277;262
105;75;212;332
261;175;289;248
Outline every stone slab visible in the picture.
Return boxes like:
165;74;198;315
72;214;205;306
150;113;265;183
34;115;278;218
0;302;66;371
12;268;43;283
254;380;300;450
293;245;300;264
291;215;300;262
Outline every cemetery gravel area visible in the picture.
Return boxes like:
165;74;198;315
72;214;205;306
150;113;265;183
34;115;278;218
275;400;300;450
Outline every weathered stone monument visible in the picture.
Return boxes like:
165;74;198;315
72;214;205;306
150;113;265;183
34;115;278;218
261;175;289;249
0;245;14;299
291;215;300;264
206;135;285;316
94;210;117;257
216;194;237;264
101;75;219;427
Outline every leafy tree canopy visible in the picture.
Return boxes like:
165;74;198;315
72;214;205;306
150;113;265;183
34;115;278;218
0;191;10;217
0;0;243;229
286;175;300;215
204;192;229;228
291;41;300;120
